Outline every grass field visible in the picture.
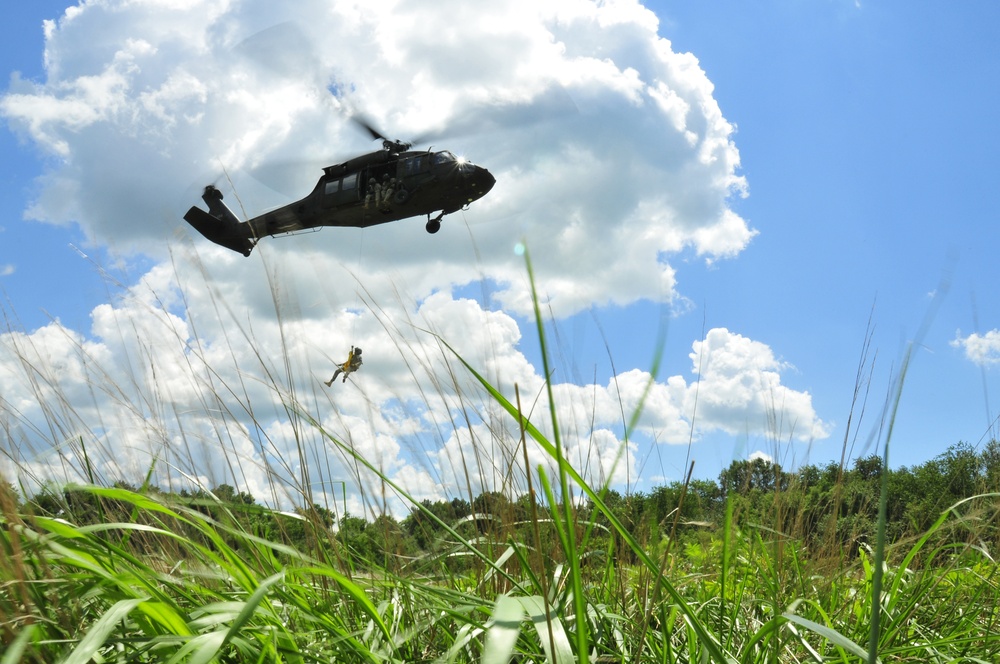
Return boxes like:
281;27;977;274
2;258;999;663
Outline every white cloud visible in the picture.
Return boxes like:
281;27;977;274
0;1;825;514
684;328;830;442
0;264;13;276
2;0;753;317
545;327;829;445
952;329;1000;367
0;258;828;512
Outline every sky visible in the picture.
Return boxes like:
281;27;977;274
2;0;999;516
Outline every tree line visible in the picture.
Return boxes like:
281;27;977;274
6;440;1000;570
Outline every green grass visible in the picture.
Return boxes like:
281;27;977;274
2;255;1000;662
4;479;998;662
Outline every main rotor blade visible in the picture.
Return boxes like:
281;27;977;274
233;22;319;82
350;114;388;142
413;83;579;146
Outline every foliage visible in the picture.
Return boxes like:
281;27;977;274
3;451;1000;662
3;259;1000;662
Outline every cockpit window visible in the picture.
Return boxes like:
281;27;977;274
431;150;456;165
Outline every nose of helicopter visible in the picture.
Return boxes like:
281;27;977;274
470;165;496;201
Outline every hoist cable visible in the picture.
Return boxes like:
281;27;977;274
350;227;365;342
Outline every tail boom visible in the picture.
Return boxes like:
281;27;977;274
183;186;256;257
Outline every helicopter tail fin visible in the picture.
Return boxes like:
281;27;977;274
183;186;256;257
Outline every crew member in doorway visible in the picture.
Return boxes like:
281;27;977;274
380;176;395;211
364;177;378;209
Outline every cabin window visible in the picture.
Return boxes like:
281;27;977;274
403;155;428;176
342;173;358;190
432;151;456;165
324;180;340;195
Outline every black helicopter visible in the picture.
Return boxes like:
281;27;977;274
184;121;496;256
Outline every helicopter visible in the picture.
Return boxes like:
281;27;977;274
183;121;496;256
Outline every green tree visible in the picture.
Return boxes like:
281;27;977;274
405;498;465;551
718;458;790;496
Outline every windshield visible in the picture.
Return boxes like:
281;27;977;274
431;150;456;165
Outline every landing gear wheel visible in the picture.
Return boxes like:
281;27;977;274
426;219;441;234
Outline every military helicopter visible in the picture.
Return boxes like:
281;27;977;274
184;120;496;256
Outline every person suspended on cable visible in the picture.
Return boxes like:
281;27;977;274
325;346;363;386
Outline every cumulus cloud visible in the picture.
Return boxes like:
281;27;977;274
0;1;823;514
685;328;829;441
2;0;752;318
1;264;827;512
952;329;1000;367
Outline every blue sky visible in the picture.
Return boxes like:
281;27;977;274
1;0;999;509
657;0;1000;470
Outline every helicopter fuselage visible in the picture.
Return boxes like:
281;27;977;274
184;147;495;256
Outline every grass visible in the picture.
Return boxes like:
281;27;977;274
4;479;998;662
1;252;999;662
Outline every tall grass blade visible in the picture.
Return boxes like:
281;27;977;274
167;630;227;664
438;623;485;664
136;601;193;637
1;624;37;664
784;612;876;663
522;244;589;664
483;594;525;664
867;277;947;663
63;598;146;664
217;571;285;656
520;595;574;664
438;337;733;662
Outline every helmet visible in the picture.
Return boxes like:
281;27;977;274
354;347;362;354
